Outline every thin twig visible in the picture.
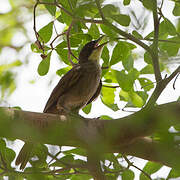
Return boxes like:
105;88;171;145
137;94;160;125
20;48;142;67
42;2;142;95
50;32;66;49
116;37;180;44
103;19;154;57
122;108;137;113
103;85;120;88
53;22;58;36
33;1;44;52
141;74;167;89
66;21;78;66
47;152;87;169
48;149;62;165
123;155;152;180
173;73;179;90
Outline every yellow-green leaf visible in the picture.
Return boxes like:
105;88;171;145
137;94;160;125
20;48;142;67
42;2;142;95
38;22;53;43
37;52;51;76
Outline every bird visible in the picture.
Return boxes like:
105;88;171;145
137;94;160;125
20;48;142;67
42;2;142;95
15;35;107;170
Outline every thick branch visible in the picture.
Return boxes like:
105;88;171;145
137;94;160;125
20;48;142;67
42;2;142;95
115;137;180;170
0;101;180;169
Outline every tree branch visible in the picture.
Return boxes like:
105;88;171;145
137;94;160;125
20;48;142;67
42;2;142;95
0;101;180;169
95;0;105;20
117;137;180;170
66;20;78;66
152;0;162;82
146;65;180;108
38;1;103;24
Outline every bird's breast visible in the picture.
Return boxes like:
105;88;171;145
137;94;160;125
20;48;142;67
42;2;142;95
64;63;101;110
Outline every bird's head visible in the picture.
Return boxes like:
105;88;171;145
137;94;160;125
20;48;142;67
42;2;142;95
79;35;107;63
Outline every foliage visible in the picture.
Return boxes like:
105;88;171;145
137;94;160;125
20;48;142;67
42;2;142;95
0;0;180;179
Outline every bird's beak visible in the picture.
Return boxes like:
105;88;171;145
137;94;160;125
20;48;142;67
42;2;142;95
94;35;108;49
88;35;108;61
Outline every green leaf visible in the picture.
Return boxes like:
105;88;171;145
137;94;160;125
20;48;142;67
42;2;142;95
0;138;6;148
138;77;154;91
159;18;176;37
56;49;71;65
75;34;92;42
100;115;112;120
38;22;53;43
140;64;154;74
75;2;97;18
110;42;130;66
122;55;134;71
51;154;74;167
59;0;72;10
114;69;139;91
43;0;56;16
100;24;117;38
111;14;131;27
37;52;51;76
63;147;86;157
56;41;67;49
132;30;143;39
101;86;119;111
136;91;148;104
61;10;72;25
122;169;134;180
119;90;144;107
167;168;180;179
123;0;131;6
173;3;180;16
0;139;16;167
101;4;119;17
82;103;92;114
88;24;100;39
119;90;129;101
142;0;154;10
140;162;162;180
102;46;110;67
4;147;16;165
60;154;74;164
129;91;144;107
163;18;177;36
70;36;82;47
0;71;16;98
0;60;22;73
144;51;152;64
56;66;71;76
103;70;118;83
160;37;180;56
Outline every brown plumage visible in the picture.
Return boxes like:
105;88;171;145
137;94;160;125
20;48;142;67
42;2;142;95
15;36;106;169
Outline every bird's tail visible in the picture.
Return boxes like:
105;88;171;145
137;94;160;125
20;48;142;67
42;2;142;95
15;142;34;170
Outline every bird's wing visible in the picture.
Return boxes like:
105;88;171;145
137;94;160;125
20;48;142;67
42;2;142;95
86;80;102;105
43;65;83;113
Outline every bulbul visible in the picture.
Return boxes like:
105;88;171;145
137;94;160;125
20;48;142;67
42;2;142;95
15;36;107;169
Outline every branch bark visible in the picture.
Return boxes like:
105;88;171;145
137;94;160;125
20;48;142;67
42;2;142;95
0;101;180;169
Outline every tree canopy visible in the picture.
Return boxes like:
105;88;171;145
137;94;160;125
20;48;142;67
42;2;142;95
0;0;180;179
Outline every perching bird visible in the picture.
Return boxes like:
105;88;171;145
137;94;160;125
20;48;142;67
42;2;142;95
15;36;107;169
